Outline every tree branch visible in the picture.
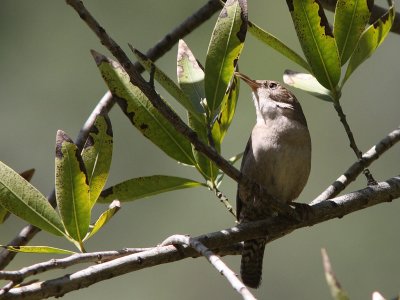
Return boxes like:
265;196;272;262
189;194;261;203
0;176;399;299
0;0;222;270
312;126;400;204
161;235;255;300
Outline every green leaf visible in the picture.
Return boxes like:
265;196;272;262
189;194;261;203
343;1;395;84
334;0;372;65
84;200;120;241
98;175;205;203
188;113;218;181
131;46;204;123
211;75;240;146
205;0;248;115
286;0;341;91
81;114;113;207
2;245;75;255
0;168;36;224
55;130;90;243
91;50;196;166
0;161;64;236
248;21;311;72
283;69;335;102
177;40;206;114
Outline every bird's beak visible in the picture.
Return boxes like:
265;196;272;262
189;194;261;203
234;72;259;91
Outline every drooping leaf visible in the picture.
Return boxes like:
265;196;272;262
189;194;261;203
286;0;341;91
205;0;248;115
211;75;240;146
0;168;35;224
131;46;203;123
177;40;206;113
334;0;372;65
81;114;113;207
248;21;311;71
98;175;205;203
343;1;395;84
283;69;334;102
84;200;120;241
55;130;90;243
2;245;75;255
91;50;196;166
0;161;64;236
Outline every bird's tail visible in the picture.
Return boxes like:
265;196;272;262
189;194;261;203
241;238;266;289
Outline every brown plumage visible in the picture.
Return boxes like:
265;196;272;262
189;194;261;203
235;72;311;288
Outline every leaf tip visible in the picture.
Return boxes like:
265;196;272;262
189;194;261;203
90;49;108;66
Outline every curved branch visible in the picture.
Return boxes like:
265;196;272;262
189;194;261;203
1;176;399;300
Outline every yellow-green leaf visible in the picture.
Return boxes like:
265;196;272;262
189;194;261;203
334;0;372;65
205;0;247;115
343;1;395;84
55;130;90;243
248;21;310;72
84;200;120;241
81;114;113;207
2;245;75;255
91;50;195;166
286;0;341;91
98;175;205;203
0;161;64;236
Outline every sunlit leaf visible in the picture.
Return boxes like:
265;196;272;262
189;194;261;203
205;0;248;115
84;200;120;241
334;0;372;65
98;175;205;203
131;46;203;123
215;152;243;187
81;114;113;207
343;1;395;84
55;130;90;243
177;40;217;180
286;0;341;91
283;69;335;102
2;245;75;255
0;161;64;236
177;39;206;113
91;50;196;166
248;21;310;71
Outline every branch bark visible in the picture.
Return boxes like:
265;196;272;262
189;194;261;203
1;176;399;299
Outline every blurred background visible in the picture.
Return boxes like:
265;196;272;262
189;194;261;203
1;0;399;299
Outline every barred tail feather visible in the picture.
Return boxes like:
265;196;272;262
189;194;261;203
241;238;266;289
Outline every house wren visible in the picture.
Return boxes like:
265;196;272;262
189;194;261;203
235;72;311;288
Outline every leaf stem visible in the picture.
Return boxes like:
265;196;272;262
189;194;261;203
331;97;377;185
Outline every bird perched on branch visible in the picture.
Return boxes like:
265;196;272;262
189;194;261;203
235;72;311;288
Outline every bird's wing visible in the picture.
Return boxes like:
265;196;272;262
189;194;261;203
236;135;252;221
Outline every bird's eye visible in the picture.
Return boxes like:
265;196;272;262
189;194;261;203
268;82;278;89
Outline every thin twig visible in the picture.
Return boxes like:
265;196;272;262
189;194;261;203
0;0;223;271
312;126;400;204
1;176;399;299
212;186;237;218
332;101;377;185
162;234;256;300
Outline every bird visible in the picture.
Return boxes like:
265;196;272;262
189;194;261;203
235;72;311;288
